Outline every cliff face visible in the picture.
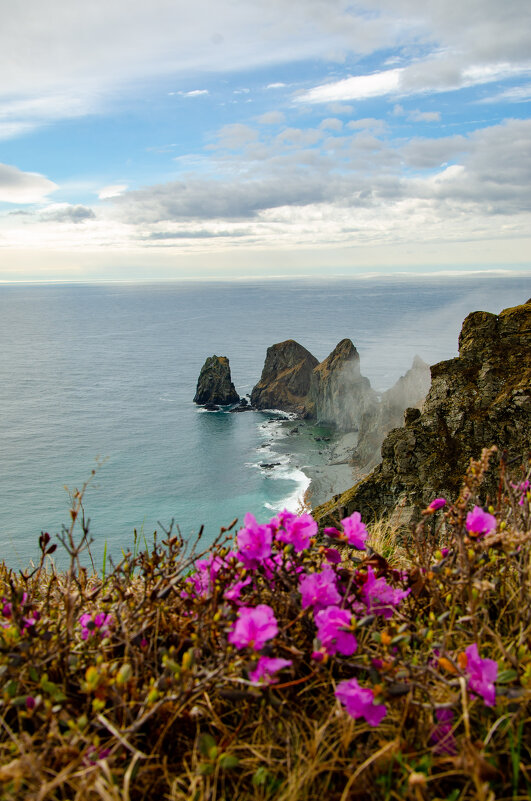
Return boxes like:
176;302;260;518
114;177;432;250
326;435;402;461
314;299;531;527
353;355;431;472
250;340;319;414
193;356;240;405
306;339;379;434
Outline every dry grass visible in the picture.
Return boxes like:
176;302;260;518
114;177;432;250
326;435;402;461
0;448;530;800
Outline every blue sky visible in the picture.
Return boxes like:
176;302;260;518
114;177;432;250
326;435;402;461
1;0;530;280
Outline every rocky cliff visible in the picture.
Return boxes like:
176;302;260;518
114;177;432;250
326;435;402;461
306;339;379;434
250;340;319;414
314;299;531;528
193;355;240;406
353;355;431;472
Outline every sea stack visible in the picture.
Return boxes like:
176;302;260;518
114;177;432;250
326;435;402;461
250;340;319;414
193;355;240;406
306;339;378;433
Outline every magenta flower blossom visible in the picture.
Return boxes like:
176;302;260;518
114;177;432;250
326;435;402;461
324;512;368;550
79;612;113;640
186;553;230;598
236;513;272;567
323;547;342;564
275;512;317;552
228;605;278;651
314;606;357;656
341;512;368;549
464;643;497;707
335;678;386;726
270;509;297;531
224;576;252;602
511;479;530;506
298;567;341;612
465;506;497;537
427;498;446;512
361;566;410;619
430;708;456;754
248;656;292;684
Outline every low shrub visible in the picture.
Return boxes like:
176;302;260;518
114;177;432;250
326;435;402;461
0;447;530;800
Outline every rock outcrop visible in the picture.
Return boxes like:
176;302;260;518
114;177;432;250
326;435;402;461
353;355;431;472
306;339;379;433
314;299;531;528
250;340;319;414
193;356;240;406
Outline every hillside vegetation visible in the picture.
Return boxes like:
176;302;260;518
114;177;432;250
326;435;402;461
0;447;530;800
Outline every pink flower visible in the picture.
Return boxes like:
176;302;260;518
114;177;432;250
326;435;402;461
236;513;272;567
248;656;292;684
275;512;317;553
465;506;497;537
341;512;368;549
228;605;278;651
430;708;456;754
314;606;357;656
511;479;530;506
79;612;113;640
427;498;446;512
298;567;341;612
224;576;252;602
361;566;410;619
323;547;342;564
464;643;497;707
335;678;386;726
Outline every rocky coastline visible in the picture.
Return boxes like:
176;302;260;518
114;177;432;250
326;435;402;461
193;298;530;520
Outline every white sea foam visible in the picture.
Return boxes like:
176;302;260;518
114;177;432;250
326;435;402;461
264;466;312;513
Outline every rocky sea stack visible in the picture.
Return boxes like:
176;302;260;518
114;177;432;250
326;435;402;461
250;339;319;414
306;338;378;433
314;298;531;528
193;355;240;406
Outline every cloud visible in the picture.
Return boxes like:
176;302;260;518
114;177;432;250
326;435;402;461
319;117;343;131
146;229;249;240
346;117;387;133
176;89;209;97
0;163;57;203
98;184;128;199
297;68;403;103
256;111;286;125
105;118;531;247
211;123;259;150
41;204;96;222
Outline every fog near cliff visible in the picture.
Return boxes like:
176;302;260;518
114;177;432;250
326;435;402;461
355;282;526;392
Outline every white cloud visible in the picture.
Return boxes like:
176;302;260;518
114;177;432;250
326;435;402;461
319;117;343;131
98;184;128;199
177;89;209;97
297;68;403;103
256;111;286;124
266;83;287;89
0;163;57;204
40;203;96;223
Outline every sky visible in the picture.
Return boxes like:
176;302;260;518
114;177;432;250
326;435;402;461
1;0;530;281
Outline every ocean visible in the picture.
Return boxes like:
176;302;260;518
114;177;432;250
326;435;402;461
1;274;529;569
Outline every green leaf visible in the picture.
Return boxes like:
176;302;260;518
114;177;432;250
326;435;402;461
198;734;216;758
219;754;239;771
198;762;214;776
496;669;518;684
40;677;67;703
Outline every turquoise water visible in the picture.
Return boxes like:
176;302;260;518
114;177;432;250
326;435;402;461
1;275;529;568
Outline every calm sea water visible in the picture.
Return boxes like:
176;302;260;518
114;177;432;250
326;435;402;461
1;275;529;568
